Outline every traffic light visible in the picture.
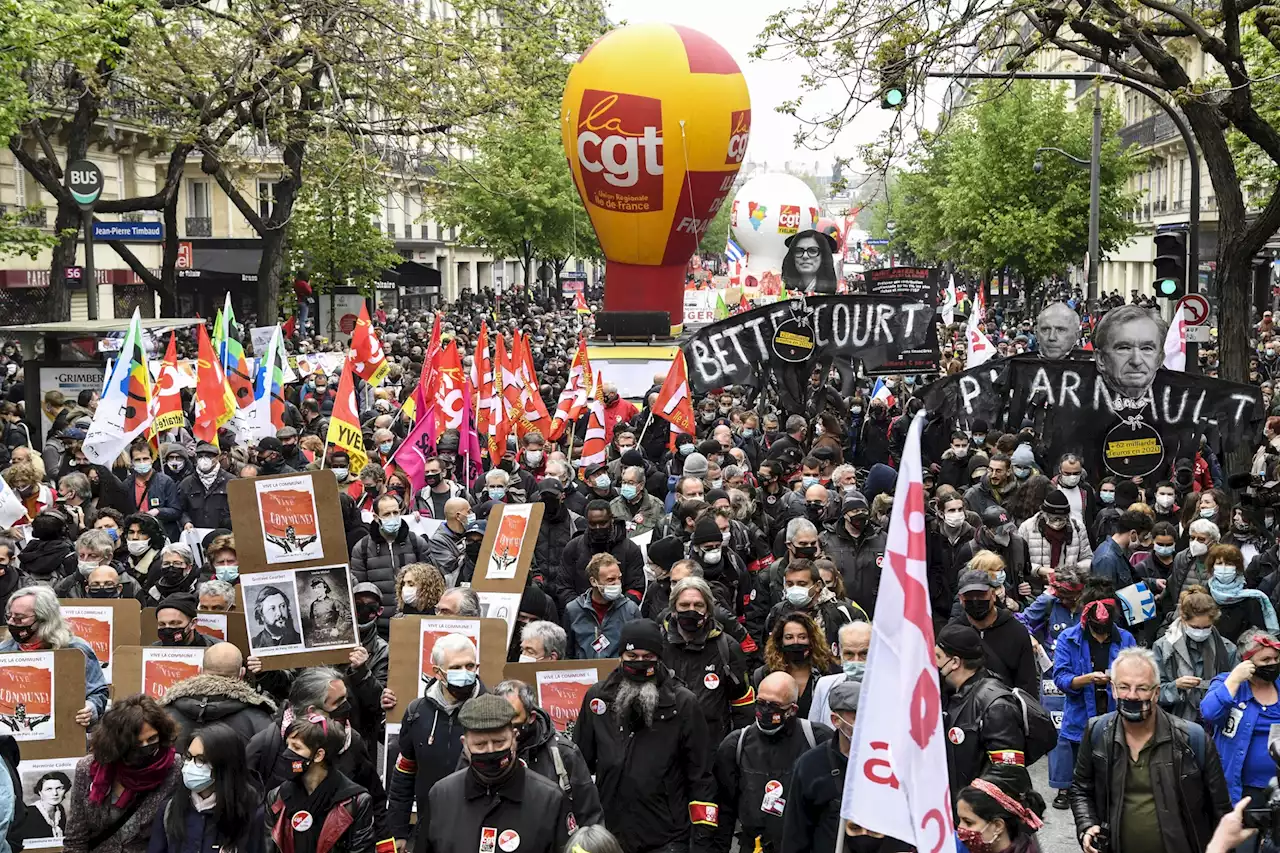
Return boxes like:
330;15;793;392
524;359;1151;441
880;62;907;110
1152;229;1188;299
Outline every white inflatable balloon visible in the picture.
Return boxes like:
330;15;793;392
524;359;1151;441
729;173;820;296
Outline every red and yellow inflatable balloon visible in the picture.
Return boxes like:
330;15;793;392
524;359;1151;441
561;23;751;334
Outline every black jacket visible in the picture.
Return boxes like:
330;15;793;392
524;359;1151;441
550;520;645;613
161;673;277;744
123;470;184;540
574;668;718;853
956;529;1031;596
714;719;832;853
941;671;1029;801
660;614;755;743
17;537;74;586
947;608;1038;698
532;506;582;588
266;769;374;853
350;521;431;635
927;519;976;626
422;765;572;853
1070;709;1231;853
509;706;603;827
819;523;887;618
341;620;390;750
177;469;234;530
53;564;140;601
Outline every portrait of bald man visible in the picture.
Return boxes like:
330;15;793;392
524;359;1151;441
1035;301;1082;360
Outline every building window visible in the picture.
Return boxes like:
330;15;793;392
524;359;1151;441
116;156;126;200
258;180;279;220
13;160;25;207
189;181;211;218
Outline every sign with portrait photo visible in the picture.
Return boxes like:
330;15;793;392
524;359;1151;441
239;565;358;670
255;475;322;564
15;756;77;850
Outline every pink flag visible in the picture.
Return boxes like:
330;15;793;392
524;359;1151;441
842;410;955;853
459;379;485;488
388;403;438;495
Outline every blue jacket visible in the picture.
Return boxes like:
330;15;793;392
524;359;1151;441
1090;537;1135;589
564;591;640;660
124;471;184;541
1201;672;1279;803
1052;622;1136;743
0;636;109;721
1018;593;1076;655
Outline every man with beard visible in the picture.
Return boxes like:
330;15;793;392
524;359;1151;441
575;619;719;853
492;679;603;827
714;672;832;853
252;585;302;648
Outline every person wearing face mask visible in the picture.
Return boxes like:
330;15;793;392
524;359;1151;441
1017;490;1094;596
53;530;137;599
934;623;1032;804
160;642;278;745
754;612;838;720
141;544;202;608
333;583;390;745
177;442;233;533
746;517;823;651
955;770;1047;853
658;576;755;741
784;681;910;853
427;497;473;590
854;402;891;469
1205;543;1279;640
1153;585;1239;727
575;618;720;853
638;536;686;621
263;713;376;853
609;465;663;536
713;671;832;853
950;568;1039;698
764;558;864;642
411;455;467;520
425;694;574;853
490;680;603;827
928;491;978;627
1072;647;1230;853
148;722;266;853
386;634;489;849
818;492;888;618
1088;509;1152;607
551;501;645;614
564;554;641;660
939;430;975;490
160;442;194;485
1001;444;1050;527
1049;453;1098;533
61;694;183;853
254;437;296;478
392;563;445;620
351;495;431;637
153;594;217;648
960;506;1032;610
124;442;183;541
807;620;870;727
688;515;749;618
1204;628;1280;814
1089;479;1138;545
530;479;582;587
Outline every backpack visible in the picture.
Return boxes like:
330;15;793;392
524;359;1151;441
736;717;817;764
976;677;1058;766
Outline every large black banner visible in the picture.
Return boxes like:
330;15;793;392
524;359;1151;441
919;354;1262;479
683;295;937;408
863;266;940;304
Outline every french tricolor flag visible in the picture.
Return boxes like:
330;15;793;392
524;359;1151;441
871;377;896;409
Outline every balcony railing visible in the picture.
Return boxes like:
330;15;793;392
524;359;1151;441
387;223;397;238
1119;113;1180;149
120;212;145;222
18;209;46;228
185;217;212;237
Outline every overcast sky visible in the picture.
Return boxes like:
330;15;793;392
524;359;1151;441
604;0;947;177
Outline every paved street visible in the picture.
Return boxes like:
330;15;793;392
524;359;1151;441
1031;757;1079;851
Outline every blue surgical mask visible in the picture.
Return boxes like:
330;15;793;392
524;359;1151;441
133;461;152;476
784;586;811;607
802;476;819;489
445;668;477;689
1200;508;1217;519
105;527;119;542
1213;564;1238;583
620;484;638;501
379;442;394;454
181;761;214;792
332;468;348;481
1154;544;1176;558
1013;466;1031;480
843;660;866;679
1099;491;1115;505
994;571;1007;586
680;444;695;456
595;474;611;490
381;515;403;535
488;486;507;501
215;564;239;582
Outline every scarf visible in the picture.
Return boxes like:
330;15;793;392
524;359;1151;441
1041;521;1068;568
88;746;176;809
1209;575;1280;631
198;467;220;490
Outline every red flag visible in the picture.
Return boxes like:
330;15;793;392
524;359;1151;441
738;293;750;313
282;315;297;338
654;350;696;443
579;371;608;468
549;335;591;441
436;341;467;430
473;322;494;442
349;302;390;385
489;334;514;464
193;325;232;445
151;332;185;437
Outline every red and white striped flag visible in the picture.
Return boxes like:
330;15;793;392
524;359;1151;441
549;336;592;441
578;371;608;468
842;410;955;853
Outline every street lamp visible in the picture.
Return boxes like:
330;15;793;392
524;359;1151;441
1034;125;1100;301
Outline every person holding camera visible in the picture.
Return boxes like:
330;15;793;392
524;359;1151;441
1070;647;1231;853
1202;630;1280;816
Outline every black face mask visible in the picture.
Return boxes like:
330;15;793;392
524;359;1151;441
963;598;993;620
805;505;825;523
157;626;189;646
87;587;120;599
329;698;352;722
755;701;794;735
465;541;483;562
676;610;706;633
470;747;516;784
424;473;442;487
1086;617;1110;637
515;721;538;747
1117;697;1151;723
127;741;162;767
1255;663;1280;683
621;659;657;682
356;604;381;626
588;527;611;545
792;544;818;560
282;747;313;778
6;623;36;644
781;643;811;665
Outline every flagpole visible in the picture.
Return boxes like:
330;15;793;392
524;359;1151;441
637;411;652;445
566;422;576;465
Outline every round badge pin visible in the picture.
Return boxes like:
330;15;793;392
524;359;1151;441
590;698;607;715
291;811;314;832
499;831;521;852
704;673;720;690
948;726;965;745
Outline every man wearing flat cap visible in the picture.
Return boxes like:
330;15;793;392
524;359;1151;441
574;619;720;853
935;622;1030;801
421;693;574;853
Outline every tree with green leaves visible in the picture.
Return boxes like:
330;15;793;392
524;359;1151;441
698;195;734;256
431;110;601;298
754;0;1280;413
864;81;1138;290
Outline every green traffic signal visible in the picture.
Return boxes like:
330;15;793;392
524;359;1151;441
1158;279;1178;296
884;88;905;108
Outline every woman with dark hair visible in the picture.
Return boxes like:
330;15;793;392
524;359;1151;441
754;611;838;717
146;722;264;853
955;769;1047;853
781;230;838;295
124;512;167;593
16;770;70;842
62;694;183;853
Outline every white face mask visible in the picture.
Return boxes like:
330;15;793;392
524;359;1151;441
195;457;217;474
1189;540;1209;557
600;583;623;601
1184;625;1213;642
1059;473;1080;487
401;585;418;605
518;653;538;664
1156;494;1175;509
127;539;151;556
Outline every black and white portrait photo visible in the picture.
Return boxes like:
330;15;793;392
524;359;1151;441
781;229;839;295
296;566;357;649
244;576;304;653
1094;304;1167;406
1034;301;1082;360
16;760;76;847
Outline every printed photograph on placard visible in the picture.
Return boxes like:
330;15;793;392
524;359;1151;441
256;475;322;564
15;756;77;848
142;648;203;700
381;722;416;814
62;605;113;683
476;592;521;646
243;571;304;655
418;618;480;697
536;668;599;738
0;652;55;740
195;613;228;642
485;504;532;580
295;565;357;650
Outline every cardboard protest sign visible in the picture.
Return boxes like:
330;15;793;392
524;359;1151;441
192;610;250;657
0;650;85;760
228;470;346;571
386;616;508;723
59;598;140;687
919;353;1262;479
503;660;619;739
255;475;323;564
15;755;77;850
112;646;203;702
468;502;543;597
240;565;358;670
476;592;522;646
